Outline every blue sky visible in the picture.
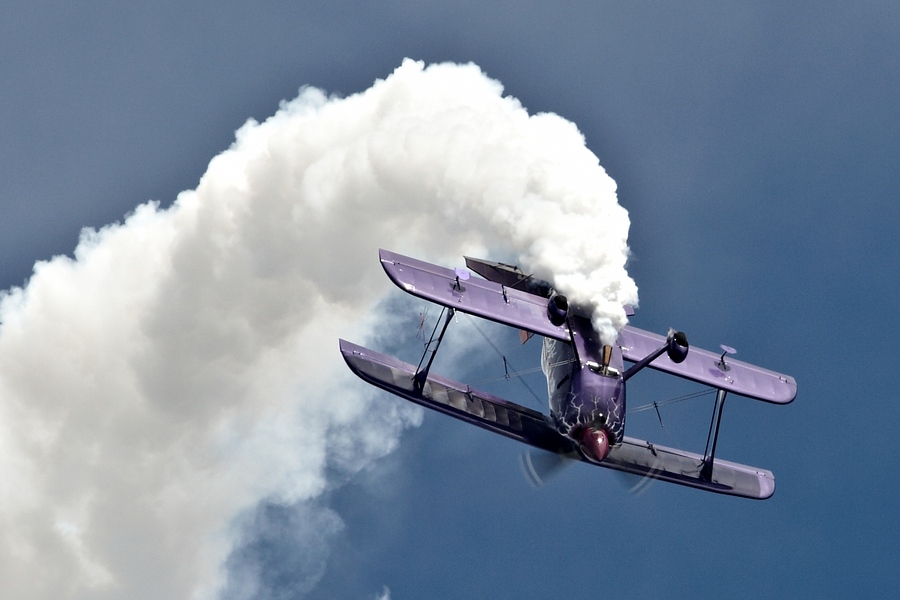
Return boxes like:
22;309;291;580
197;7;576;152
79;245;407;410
2;3;899;598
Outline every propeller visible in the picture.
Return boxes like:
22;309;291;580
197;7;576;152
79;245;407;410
519;446;664;495
519;438;659;496
518;449;574;488
613;464;663;496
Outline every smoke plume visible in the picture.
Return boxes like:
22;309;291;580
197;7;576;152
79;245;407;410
0;59;636;599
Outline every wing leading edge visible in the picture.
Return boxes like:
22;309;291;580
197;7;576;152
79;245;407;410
339;339;776;499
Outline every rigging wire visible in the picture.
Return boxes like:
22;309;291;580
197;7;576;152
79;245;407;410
627;388;717;458
460;313;546;409
467;359;576;386
627;388;716;414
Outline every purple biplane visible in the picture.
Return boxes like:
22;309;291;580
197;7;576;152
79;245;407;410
340;250;797;499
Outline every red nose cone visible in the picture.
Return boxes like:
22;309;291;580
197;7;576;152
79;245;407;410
580;428;611;462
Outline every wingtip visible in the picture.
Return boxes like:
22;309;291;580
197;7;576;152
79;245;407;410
758;473;776;500
338;338;360;361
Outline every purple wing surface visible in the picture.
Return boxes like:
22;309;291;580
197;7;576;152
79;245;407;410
606;438;775;500
617;326;797;404
339;339;775;499
379;249;571;342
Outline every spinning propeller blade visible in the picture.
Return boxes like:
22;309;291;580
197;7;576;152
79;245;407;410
613;469;660;496
518;450;573;488
520;447;663;495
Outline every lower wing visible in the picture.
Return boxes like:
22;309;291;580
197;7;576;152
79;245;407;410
340;339;565;453
340;339;775;499
605;438;774;499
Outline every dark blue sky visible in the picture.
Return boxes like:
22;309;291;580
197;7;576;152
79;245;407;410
2;3;898;598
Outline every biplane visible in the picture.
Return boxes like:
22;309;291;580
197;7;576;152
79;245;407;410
340;250;797;499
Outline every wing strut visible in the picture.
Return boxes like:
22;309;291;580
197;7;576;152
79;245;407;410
414;307;455;391
700;388;728;481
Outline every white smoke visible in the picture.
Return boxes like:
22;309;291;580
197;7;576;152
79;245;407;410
0;59;636;599
374;586;392;600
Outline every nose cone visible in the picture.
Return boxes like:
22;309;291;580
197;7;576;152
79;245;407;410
578;427;611;463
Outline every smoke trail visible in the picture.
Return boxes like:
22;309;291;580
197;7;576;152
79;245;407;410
0;59;636;599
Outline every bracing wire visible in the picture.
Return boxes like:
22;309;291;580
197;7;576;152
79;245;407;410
627;388;717;456
627;388;716;414
460;313;547;408
467;361;574;386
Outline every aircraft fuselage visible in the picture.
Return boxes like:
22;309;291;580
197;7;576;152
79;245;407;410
542;315;626;462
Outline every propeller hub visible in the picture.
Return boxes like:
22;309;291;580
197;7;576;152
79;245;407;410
578;427;611;463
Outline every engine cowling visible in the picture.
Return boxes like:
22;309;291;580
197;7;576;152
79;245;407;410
547;294;569;326
666;330;689;363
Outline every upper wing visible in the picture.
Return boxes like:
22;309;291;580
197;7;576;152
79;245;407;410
340;339;776;499
379;249;570;341
617;326;797;404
